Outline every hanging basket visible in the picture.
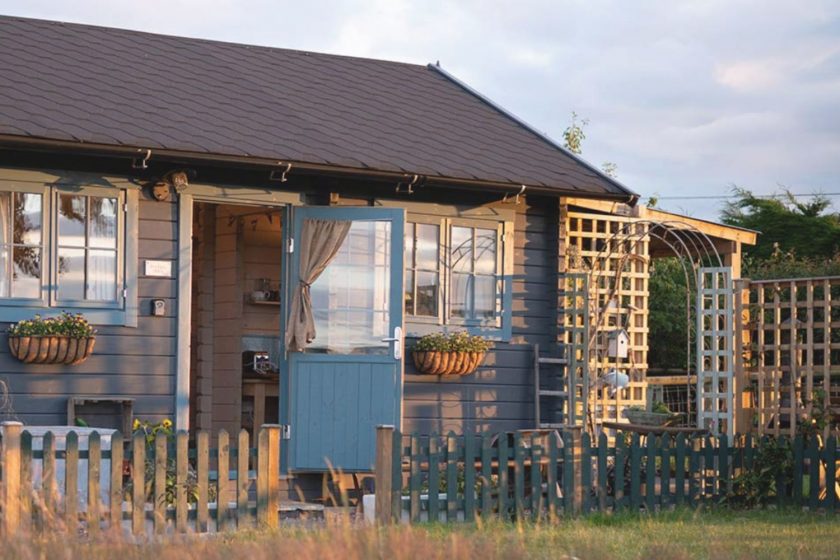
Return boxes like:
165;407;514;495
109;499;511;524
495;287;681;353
7;335;96;365
412;350;486;376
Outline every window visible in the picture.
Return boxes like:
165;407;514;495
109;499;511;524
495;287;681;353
404;216;511;339
404;222;441;319
0;179;137;325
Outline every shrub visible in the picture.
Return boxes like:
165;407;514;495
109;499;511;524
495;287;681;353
7;312;96;338
413;331;492;353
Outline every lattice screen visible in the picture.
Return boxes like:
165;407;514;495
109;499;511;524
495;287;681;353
563;210;649;425
696;267;734;437
559;273;590;425
748;277;840;436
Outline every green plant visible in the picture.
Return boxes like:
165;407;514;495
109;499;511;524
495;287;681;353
730;436;793;507
126;418;215;506
7;312;96;338
651;401;671;414
413;331;492;353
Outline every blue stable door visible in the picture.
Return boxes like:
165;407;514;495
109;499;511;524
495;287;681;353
287;207;404;471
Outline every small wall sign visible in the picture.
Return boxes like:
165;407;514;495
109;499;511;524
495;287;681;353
144;260;173;277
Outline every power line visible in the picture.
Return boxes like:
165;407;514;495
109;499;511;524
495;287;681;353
654;192;840;201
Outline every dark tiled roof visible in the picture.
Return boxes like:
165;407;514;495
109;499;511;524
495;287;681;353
0;16;635;198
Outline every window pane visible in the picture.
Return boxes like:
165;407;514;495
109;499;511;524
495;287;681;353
415;270;438;317
89;197;117;248
309;220;391;354
58;247;85;300
87;249;117;301
58;194;87;247
0;246;7;297
451;226;472;273
450;272;470;319
415;224;439;270
474;275;497;320
404;222;415;268
12;246;40;298
404;269;414;315
474;228;497;274
14;192;42;245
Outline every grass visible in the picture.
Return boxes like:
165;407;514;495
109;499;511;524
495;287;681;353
3;509;839;559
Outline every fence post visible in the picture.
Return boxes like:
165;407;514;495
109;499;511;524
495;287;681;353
2;421;23;536
265;424;281;529
571;428;584;515
375;425;395;525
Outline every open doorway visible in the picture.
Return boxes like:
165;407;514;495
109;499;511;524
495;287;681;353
189;201;285;437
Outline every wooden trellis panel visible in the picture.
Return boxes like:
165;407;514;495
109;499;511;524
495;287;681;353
563;209;649;427
696;267;734;437
748;277;840;437
559;273;590;425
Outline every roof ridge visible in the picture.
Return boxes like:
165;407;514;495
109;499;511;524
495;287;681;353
0;15;429;70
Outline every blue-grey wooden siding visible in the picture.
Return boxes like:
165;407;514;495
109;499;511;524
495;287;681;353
0;192;178;425
402;196;556;435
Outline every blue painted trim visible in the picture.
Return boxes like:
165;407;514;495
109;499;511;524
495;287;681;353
0;305;132;326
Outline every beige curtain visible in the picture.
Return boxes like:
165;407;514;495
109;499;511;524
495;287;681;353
285;218;352;352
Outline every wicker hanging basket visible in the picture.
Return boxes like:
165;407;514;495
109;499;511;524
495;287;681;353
7;335;96;365
412;350;486;376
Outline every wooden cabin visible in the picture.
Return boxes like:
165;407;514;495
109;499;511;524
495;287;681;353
0;17;754;497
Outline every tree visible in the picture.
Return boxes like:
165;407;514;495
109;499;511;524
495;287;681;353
561;112;618;178
721;187;840;261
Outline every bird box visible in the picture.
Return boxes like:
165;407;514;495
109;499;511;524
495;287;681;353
607;329;630;359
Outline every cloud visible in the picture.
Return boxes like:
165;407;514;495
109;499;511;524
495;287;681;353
0;0;838;219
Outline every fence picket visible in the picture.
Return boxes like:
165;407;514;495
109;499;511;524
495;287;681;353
579;433;590;514
562;432;573;515
87;431;101;535
175;430;188;533
480;435;493;518
20;430;32;528
130;430;144;536
776;436;788;508
826;437;837;511
197;430;209;532
513;432;525;519
498;434;509;520
446;432;458;522
256;427;269;526
237;430;249;528
65;430;79;530
674;434;685;506
793;435;804;505
808;436;820;510
703;435;714;504
153;431;167;535
597;433;608;512
392;429;402;524
689;437;700;505
547;432;559;520
661;435;671;509
409;434;421;523
630;434;641;511
109;431;123;530
428;434;440;522
719;434;729;500
217;430;230;531
645;435;656;512
615;434;626;512
530;434;542;520
43;431;56;522
464;434;476;522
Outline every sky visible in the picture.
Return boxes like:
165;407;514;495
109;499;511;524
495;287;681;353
1;0;838;220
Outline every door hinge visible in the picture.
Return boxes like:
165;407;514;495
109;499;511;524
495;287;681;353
287;237;294;254
281;425;291;440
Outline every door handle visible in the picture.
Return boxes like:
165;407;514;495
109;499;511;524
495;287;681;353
381;326;403;360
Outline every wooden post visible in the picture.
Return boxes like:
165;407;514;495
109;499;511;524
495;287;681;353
87;431;101;535
258;424;281;529
375;425;395;525
217;430;230;531
109;432;123;530
131;431;145;536
568;428;584;515
2;421;23;536
733;278;752;435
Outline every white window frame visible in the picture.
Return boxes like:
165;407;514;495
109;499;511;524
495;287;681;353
0;180;138;326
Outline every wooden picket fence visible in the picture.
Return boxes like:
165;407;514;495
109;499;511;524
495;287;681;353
373;426;840;523
0;422;282;537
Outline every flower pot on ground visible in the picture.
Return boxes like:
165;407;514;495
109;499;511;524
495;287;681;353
411;332;491;376
7;312;97;365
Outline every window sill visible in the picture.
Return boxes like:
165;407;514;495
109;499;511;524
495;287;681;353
0;304;137;327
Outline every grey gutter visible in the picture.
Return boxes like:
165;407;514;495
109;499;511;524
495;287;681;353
428;62;639;206
0;134;636;202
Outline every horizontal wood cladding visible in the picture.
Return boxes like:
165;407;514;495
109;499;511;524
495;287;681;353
0;174;178;426
403;195;558;435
